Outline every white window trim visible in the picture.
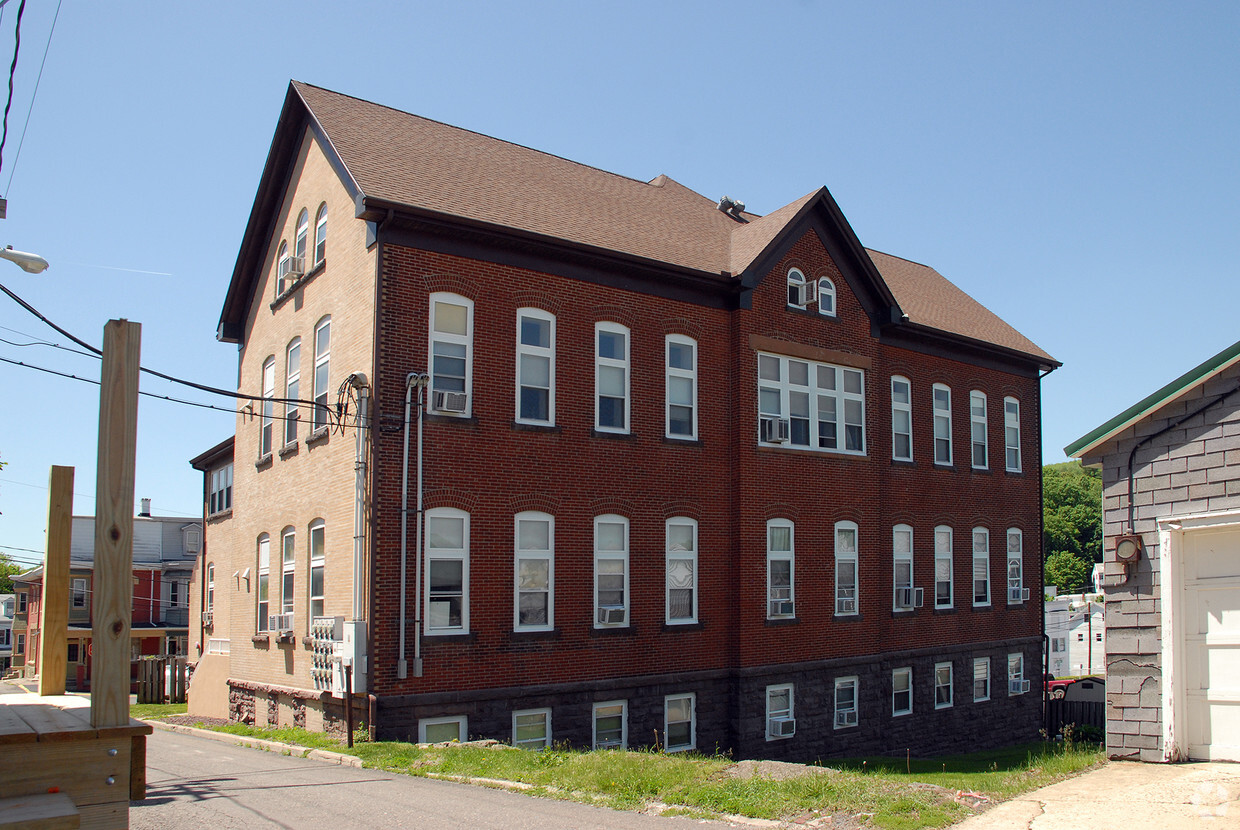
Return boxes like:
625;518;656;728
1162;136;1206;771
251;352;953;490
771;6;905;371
256;535;270;632
592;700;628;750
425;507;470;634
1004;397;1022;472
71;578;87;609
294;208;309;262
1006;528;1024;605
891;375;912;462
514;308;555;426
758;352;866;454
765;683;795;741
892;667;913;716
209;463;232;515
834;520;859;616
419;715;467;744
281;527;296;616
665;517;698;625
275;240;290;296
935;661;954;709
933;383;952;466
594;321;630;433
312;316;331;431
664;693;696;752
1008;653;1026;696
594;514;629;628
665;334;698;440
260;356;275;458
206;564;215;613
834;676;859;729
766;519;795;619
428;293;473;417
512;708;552;751
934;525;953;609
892;524;914;612
970;390;988;470
313;203;327;266
973;527;991;607
284;338;301;446
817;276;837;317
786;267;806;308
309;519;325;622
974;657;991;702
514;511;554;632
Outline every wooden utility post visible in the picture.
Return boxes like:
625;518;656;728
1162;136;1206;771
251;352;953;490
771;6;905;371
91;319;141;729
37;465;74;695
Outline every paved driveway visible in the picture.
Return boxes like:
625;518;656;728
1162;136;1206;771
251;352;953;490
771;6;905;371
952;760;1240;829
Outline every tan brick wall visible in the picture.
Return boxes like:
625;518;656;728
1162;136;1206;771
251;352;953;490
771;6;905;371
205;128;376;693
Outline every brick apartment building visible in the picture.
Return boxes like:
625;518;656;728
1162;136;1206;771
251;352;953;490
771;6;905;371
188;81;1058;760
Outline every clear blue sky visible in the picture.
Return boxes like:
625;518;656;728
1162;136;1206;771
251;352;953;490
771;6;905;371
1;2;1237;565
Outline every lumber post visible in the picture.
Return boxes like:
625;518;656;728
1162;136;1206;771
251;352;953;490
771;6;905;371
91;319;141;729
38;465;74;696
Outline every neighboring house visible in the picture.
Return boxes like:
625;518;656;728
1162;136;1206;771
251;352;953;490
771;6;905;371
0;594;13;673
14;505;201;688
1044;593;1105;678
1067;338;1240;762
10;585;27;674
189;81;1057;761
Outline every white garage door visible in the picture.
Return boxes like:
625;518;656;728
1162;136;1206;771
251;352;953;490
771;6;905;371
1182;526;1240;761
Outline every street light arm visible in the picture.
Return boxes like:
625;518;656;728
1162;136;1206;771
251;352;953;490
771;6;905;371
0;245;49;274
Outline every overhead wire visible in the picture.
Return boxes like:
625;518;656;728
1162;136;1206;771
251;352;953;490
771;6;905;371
0;0;25;182
4;0;60;195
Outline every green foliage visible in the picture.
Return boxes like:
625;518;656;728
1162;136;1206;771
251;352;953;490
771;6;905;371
1045;550;1091;593
1043;461;1102;578
129;702;188;719
0;555;22;595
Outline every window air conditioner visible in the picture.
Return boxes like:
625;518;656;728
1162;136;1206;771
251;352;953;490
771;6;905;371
1009;679;1030;695
769;599;794;617
834;710;857;728
269;613;294;633
201;611;213;626
791;281;817;307
597;606;626;625
433;391;469;413
768;717;796;738
836;597;856;615
1009;586;1031;603
278;255;305;281
895;587;924;609
760;416;790;444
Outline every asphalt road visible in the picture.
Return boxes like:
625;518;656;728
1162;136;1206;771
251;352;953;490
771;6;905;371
131;728;736;830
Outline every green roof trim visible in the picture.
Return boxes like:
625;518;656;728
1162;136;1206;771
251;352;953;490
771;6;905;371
1065;338;1240;459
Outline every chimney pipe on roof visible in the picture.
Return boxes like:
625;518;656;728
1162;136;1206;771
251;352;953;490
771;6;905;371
717;196;746;220
139;498;151;517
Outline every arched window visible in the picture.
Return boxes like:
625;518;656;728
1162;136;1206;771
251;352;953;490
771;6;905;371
275;241;290;295
314;203;327;265
284;338;300;446
294;209;309;262
426;508;469;632
514;511;554;631
817;277;836;317
256;535;270;631
786;268;806;307
312;317;330;431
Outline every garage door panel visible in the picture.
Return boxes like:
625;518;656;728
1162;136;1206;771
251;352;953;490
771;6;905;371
1181;526;1240;762
1184;531;1240;580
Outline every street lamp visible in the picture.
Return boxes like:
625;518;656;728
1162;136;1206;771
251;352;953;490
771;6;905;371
0;245;49;274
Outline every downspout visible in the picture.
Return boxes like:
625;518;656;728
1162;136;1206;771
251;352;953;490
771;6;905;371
347;374;370;688
398;372;429;679
1039;366;1051;735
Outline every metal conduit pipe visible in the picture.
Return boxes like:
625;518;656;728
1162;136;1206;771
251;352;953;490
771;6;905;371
398;372;429;679
346;374;370;690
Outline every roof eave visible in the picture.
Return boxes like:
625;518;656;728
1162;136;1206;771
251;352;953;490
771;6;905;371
895;320;1061;373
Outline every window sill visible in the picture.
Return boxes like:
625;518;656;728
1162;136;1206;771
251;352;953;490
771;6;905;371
1005;468;1025;477
969;467;992;476
662;436;702;447
510;627;560;640
511;421;561;434
274;631;296;645
933;462;955;470
933;606;956;615
589;624;637;636
972;603;994;611
764;617;799;626
426;413;478;426
422;631;476;643
206;508;233;522
279;441;299;459
269;260;325;311
252;634;270;645
255;453;273;470
590;429;635;441
832;612;863;622
306;427;330;446
662;621;703;632
757;444;868;458
891;458;915;467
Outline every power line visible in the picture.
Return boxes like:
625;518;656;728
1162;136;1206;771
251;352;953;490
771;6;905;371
0;0;25;182
4;0;60;195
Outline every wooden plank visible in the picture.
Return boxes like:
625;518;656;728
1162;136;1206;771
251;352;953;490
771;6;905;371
0;738;127;806
0;792;81;830
76;802;125;830
7;702;96;741
0;705;38;743
90;320;141;730
39;466;74;697
128;735;145;801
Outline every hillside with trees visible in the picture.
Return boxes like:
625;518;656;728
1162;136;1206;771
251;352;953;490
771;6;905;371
1043;460;1102;592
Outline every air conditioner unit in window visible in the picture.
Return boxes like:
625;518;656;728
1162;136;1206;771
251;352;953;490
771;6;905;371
1009;679;1031;695
834;710;858;728
836;597;857;615
768;717;796;738
201;611;213;626
1008;586;1031;603
597;606;626;625
278;255;305;281
268;613;294;633
791;281;817;307
769;599;794;617
433;391;469;413
895;587;924;609
759;416;790;444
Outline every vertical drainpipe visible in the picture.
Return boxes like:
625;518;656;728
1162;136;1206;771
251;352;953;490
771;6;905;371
349;375;371;694
1039;365;1052;734
398;372;429;679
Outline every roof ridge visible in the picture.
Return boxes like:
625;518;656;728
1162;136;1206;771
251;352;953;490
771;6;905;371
865;248;934;270
292;80;682;197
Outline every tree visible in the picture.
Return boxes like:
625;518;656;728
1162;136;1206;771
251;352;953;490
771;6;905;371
1045;550;1091;594
0;555;22;594
1043;459;1102;564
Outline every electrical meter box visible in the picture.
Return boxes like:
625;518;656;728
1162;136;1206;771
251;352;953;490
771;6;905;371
310;616;344;693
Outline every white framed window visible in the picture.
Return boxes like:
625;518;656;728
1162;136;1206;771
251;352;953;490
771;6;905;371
71;578;87;609
786;267;806;307
834;676;859;729
309;520;325;620
665;334;697;439
209;463;232;515
15;633;24;655
1008;653;1027;695
594;515;629;627
281;527;296;616
17;592;26;613
256;534;270;631
419;715;467;744
275;240;290;295
1004;397;1022;472
515;309;555;425
665;518;697;624
1006;528;1025;604
595;322;629;433
429;293;473;416
766;519;794;619
972;528;990;607
426;508;469;633
260;356;275;457
312;316;331;431
892;524;914;611
514;512;554;631
892;667;912;716
294;208;309;263
933;383;952;465
758;353;865;453
935;662;953;709
169;579;183;608
817;276;836;317
512;708;551;751
974;657;990;702
284;338;301;446
970;391;988;470
313;203;327;265
834;521;858;616
206;564;215;613
592;700;627;749
934;526;953;609
765;684;795;740
664;693;696;751
891;376;912;461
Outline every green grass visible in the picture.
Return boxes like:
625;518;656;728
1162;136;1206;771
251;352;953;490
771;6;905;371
129;702;187;719
182;722;1104;830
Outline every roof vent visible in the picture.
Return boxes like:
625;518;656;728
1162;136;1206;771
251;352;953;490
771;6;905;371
139;498;151;517
717;196;746;219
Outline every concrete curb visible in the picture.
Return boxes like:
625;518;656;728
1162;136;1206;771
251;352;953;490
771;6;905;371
142;719;364;768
